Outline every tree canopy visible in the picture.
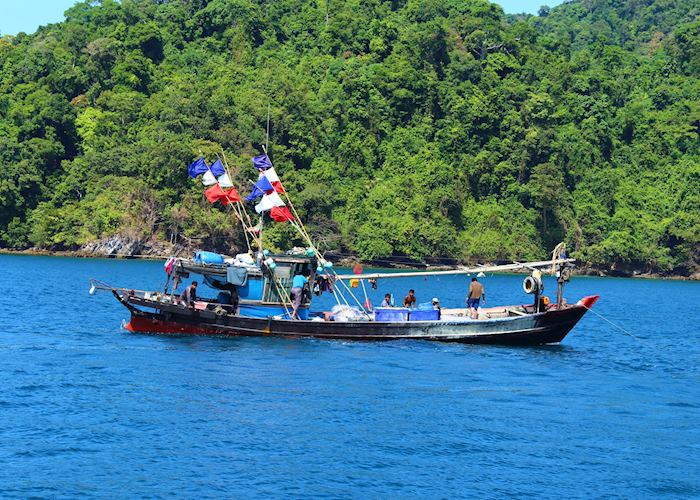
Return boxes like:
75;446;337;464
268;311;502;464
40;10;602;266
0;0;698;276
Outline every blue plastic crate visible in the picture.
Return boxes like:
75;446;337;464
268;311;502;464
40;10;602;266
374;308;409;322
408;309;440;321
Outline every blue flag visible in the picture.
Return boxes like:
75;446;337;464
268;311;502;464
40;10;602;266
252;154;272;170
245;175;274;201
187;157;209;178
210;159;226;177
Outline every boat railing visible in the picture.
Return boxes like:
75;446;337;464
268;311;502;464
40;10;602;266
89;279;171;303
264;277;292;303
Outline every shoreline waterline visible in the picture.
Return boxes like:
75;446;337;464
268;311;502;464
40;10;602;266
0;248;696;281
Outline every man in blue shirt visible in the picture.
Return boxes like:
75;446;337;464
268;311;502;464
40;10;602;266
290;273;308;319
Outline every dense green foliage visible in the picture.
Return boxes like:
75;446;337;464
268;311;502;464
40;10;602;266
0;0;698;274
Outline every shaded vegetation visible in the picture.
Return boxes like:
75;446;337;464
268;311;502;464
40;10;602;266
0;0;698;275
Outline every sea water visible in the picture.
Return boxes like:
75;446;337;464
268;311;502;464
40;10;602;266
0;254;698;498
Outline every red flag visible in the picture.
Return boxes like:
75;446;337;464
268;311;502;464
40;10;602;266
269;206;295;222
221;187;241;205
205;184;225;203
205;185;240;204
164;257;175;275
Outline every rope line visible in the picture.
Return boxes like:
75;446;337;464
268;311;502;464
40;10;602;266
580;303;642;342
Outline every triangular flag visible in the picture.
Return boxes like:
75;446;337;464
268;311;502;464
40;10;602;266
202;170;217;186
221;188;241;205
210;159;226;177
246;175;274;201
264;167;285;193
269;206;294;222
255;192;285;213
164;257;176;274
252;154;272;170
217;173;234;188
205;185;240;204
205;184;225;203
187;157;208;178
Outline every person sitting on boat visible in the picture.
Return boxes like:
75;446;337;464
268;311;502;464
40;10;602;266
403;289;416;308
290;272;309;319
432;297;442;319
180;281;198;308
380;293;393;307
466;278;485;318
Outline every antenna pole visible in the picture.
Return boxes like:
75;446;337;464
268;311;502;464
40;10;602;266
265;103;271;153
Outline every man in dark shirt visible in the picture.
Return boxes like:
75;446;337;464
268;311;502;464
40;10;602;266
180;281;198;308
403;289;416;307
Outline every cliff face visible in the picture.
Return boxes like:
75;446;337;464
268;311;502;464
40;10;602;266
80;235;191;258
0;0;698;276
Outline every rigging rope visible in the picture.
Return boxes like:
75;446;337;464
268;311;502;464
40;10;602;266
580;302;642;342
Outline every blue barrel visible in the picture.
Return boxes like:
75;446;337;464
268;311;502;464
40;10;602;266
194;251;224;264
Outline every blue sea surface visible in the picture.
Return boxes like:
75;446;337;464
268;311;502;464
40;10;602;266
0;254;698;498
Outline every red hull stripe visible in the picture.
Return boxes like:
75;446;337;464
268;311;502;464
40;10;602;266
126;316;226;336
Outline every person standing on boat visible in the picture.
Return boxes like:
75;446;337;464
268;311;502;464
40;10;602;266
380;293;393;307
403;289;417;307
180;281;198;308
432;297;441;319
290;272;309;319
466;278;485;318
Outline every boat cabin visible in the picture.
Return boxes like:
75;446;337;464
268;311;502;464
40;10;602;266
172;252;317;319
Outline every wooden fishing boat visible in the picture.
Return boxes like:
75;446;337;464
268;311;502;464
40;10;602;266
112;291;598;345
93;151;598;345
94;256;598;346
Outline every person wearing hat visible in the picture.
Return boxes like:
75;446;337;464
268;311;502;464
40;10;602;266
432;297;441;319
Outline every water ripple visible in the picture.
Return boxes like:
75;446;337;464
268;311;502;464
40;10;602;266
0;255;698;497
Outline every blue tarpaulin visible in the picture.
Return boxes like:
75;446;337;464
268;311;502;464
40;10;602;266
226;266;248;286
194;251;224;264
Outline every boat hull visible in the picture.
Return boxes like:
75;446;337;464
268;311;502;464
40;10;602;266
119;294;599;346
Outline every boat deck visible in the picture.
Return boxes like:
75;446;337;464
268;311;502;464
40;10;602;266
120;288;560;324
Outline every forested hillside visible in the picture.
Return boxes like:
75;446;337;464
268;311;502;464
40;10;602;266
0;0;698;275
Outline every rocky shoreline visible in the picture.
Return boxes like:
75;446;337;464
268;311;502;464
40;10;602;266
0;235;188;261
2;241;697;281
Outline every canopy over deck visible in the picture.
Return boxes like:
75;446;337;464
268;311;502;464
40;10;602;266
335;258;575;280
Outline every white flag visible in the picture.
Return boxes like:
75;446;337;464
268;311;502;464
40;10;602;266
201;170;217;186
217;173;234;188
255;192;285;213
264;167;280;183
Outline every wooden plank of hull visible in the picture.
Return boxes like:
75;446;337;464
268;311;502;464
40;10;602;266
123;296;598;346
